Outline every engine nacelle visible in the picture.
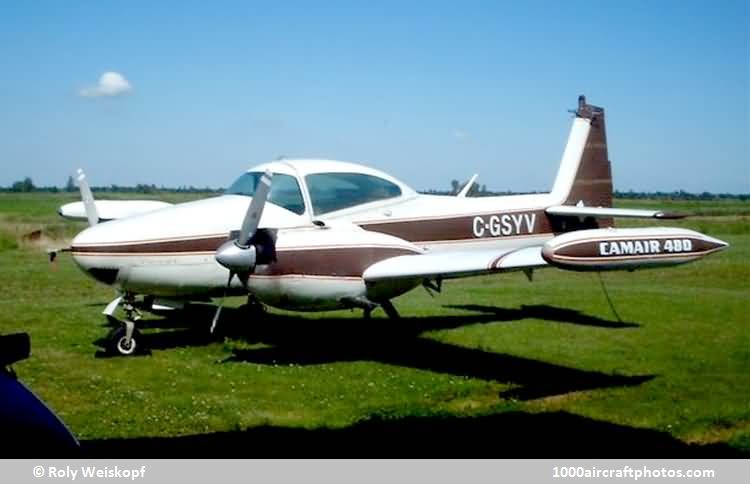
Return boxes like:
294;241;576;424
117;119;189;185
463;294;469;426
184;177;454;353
542;227;728;271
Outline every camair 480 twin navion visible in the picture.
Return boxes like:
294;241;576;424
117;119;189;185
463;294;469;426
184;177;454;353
55;96;728;355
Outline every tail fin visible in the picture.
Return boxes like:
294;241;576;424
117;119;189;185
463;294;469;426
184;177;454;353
550;96;613;208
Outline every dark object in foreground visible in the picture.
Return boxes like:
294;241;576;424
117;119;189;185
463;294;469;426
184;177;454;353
0;333;80;456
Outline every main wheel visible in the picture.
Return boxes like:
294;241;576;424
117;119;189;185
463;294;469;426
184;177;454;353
107;327;142;356
239;301;266;318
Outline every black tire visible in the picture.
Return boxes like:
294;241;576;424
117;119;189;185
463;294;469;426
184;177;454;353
107;327;142;356
240;302;266;318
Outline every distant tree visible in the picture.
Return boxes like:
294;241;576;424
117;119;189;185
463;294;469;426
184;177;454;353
65;175;76;192
450;179;459;194
11;177;35;192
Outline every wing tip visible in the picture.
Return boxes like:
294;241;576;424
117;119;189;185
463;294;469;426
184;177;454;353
655;211;688;219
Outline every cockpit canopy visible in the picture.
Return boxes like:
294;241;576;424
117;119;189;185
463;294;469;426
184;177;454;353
226;160;413;217
306;173;401;215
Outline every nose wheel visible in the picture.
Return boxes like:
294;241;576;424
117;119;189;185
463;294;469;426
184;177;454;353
103;293;146;356
107;322;142;356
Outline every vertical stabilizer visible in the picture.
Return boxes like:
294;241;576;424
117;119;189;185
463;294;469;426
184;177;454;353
550;96;613;208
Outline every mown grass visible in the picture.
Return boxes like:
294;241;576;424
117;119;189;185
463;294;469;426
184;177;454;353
0;193;747;455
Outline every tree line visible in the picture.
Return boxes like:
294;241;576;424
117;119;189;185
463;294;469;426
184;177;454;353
2;176;748;200
426;179;750;200
1;176;222;194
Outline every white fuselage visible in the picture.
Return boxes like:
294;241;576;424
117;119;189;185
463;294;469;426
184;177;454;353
71;187;558;311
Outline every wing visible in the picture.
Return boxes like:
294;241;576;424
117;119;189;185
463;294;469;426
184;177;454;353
58;200;173;222
58;169;173;223
363;246;547;282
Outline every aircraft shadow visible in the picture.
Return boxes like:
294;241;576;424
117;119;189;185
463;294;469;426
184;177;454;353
219;308;650;401
224;332;652;401
77;411;746;458
444;304;638;328
74;307;748;458
95;306;651;400
95;309;508;353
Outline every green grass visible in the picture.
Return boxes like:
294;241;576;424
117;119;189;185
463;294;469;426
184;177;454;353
0;194;748;454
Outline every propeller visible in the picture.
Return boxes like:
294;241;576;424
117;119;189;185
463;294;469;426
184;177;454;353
211;170;275;332
47;247;71;271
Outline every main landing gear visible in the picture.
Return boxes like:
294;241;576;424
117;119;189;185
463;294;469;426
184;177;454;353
103;293;143;356
240;295;266;318
363;300;400;320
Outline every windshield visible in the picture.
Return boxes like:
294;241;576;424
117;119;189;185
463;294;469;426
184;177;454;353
306;173;402;215
227;172;305;215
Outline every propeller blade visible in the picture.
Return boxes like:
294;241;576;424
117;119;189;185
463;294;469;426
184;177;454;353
210;303;222;334
47;247;70;271
238;170;273;247
210;272;234;334
213;170;274;332
77;169;100;227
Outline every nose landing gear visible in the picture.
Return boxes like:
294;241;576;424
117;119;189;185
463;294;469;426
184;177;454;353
103;293;145;356
108;321;142;356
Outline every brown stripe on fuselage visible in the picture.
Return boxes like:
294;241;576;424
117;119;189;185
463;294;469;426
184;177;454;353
359;209;555;242
72;240;421;278
72;236;227;254
257;246;419;278
71;209;561;255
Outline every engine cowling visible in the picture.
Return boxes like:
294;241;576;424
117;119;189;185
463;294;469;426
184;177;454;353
542;227;728;271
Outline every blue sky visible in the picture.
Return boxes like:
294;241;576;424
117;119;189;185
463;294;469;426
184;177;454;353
0;1;747;193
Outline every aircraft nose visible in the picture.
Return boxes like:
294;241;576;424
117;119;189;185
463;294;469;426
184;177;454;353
71;226;121;286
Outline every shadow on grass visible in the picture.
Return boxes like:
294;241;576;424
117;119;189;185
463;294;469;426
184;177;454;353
94;305;652;400
230;308;649;400
445;304;638;328
73;306;748;458
78;411;746;458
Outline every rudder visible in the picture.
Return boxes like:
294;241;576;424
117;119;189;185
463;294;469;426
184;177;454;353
565;96;613;208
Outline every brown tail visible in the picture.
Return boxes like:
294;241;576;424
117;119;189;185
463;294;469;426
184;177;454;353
565;96;613;208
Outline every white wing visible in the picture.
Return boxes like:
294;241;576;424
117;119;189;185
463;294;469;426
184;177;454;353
58;200;173;222
363;246;547;282
59;169;173;222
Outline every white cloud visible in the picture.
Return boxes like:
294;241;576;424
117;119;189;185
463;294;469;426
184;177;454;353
453;129;469;139
80;71;132;97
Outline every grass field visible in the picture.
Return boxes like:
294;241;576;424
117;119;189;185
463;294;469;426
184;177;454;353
0;192;748;456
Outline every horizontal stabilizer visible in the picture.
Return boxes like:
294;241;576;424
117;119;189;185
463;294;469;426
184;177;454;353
546;205;686;219
363;246;547;282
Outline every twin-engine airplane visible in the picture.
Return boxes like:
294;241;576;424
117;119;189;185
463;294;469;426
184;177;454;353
59;96;728;355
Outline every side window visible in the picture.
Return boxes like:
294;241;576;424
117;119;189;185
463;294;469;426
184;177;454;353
227;172;305;215
269;175;305;215
306;173;402;215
